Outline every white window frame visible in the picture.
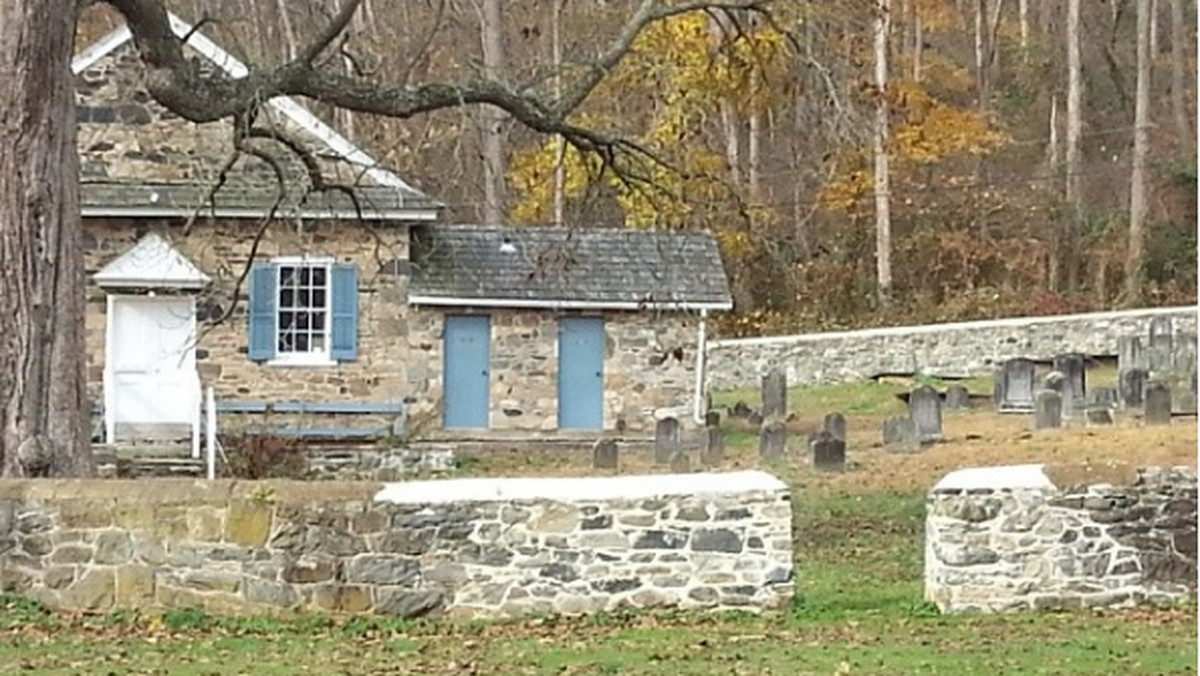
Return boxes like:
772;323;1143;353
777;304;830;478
268;256;336;367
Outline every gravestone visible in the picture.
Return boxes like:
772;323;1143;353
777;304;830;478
1149;315;1174;348
761;368;788;418
729;401;752;419
821;412;847;442
705;410;721;428
1088;387;1118;409
654;417;680;465
944;385;970;410
882;417;920;453
669;450;690;473
701;427;725;466
747;411;764;427
592;438;618;470
809;430;846;471
1119;368;1148;408
908;385;943;443
1051;353;1087;410
1171;333;1198;373
759;421;787;460
1085;407;1114;426
1118;335;1144;372
1035;390;1063;429
1144;382;1172;425
994;358;1037;413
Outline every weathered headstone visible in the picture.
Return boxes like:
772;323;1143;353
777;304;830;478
1119;368;1148;408
669;450;690;473
761;368;788;418
1171;333;1198;373
654;417;680;465
1085;407;1114;426
882;417;920;453
1149;315;1175;348
701;427;725;466
908;385;943;443
1035;389;1063;429
944;385;970;410
729;401;752;419
592;438;618;470
1051;353;1087;410
1144;382;1172;425
821;412;847;442
759;421;787;460
704;410;721;428
1088;387;1119;409
1118;335;1144;372
809;430;846;471
994;358;1037;413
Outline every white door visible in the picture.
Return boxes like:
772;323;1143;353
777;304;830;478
105;296;198;441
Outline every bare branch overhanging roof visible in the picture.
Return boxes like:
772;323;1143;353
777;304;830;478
409;225;734;311
71;13;440;220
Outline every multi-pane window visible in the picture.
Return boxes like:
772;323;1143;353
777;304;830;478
277;264;329;357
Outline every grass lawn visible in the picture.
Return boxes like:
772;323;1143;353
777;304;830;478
1;371;1196;675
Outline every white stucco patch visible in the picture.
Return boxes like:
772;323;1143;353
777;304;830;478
374;470;787;505
932;464;1054;492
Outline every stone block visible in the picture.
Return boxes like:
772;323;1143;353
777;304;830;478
376;589;445;618
345;555;418;585
312;584;373;613
243;578;299;608
112;503;156;530
181;570;242;594
530;505;579;533
114;565;155;605
61;567;115;611
93;530;133;564
225;500;273;548
187;507;225;542
57;501;113;529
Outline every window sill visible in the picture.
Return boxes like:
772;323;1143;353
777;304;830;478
266;356;338;368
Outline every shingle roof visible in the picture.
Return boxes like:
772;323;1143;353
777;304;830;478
409;225;733;311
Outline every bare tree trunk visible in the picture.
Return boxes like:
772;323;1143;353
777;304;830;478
0;0;92;477
1170;0;1194;154
913;11;923;81
975;0;987;104
1019;0;1029;59
1150;0;1159;54
552;0;566;225
480;0;507;225
874;0;893;304
275;0;298;59
1125;0;1152;303
748;109;762;203
1065;0;1083;291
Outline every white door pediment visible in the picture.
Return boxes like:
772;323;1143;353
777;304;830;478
94;232;211;290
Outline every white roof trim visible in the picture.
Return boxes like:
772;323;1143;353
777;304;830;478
93;233;212;289
70;14;417;194
407;295;732;312
81;205;440;221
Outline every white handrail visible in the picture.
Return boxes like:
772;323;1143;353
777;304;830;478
205;386;217;480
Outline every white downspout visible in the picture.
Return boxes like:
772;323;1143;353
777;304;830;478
693;309;709;425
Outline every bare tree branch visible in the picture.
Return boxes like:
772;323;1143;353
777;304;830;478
297;0;364;66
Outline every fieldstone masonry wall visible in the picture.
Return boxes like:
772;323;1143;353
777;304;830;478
707;307;1198;389
925;464;1197;613
0;472;792;618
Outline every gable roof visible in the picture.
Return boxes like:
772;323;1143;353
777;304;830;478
409;225;733;312
72;13;440;221
93;232;211;288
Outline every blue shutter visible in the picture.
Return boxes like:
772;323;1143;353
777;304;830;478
330;263;359;362
248;263;277;362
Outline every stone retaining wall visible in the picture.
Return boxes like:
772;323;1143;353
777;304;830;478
925;463;1197;613
0;472;793;618
707;306;1198;389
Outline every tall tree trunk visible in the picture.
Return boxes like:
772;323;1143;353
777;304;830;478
1019;0;1029;60
748;109;762;203
1125;0;1152;303
0;0;92;477
1170;0;1194;154
874;0;893;304
480;0;507;225
1064;0;1083;291
551;0;566;225
1150;0;1159;55
913;11;923;82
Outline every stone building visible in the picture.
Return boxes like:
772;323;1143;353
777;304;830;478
76;14;732;450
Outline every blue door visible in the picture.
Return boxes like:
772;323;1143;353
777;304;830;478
443;315;490;429
558;317;605;430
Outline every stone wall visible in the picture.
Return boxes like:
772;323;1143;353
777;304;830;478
405;308;700;434
707;307;1198;389
0;471;793;618
925;463;1197;613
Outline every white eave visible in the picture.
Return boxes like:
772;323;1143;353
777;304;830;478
93;233;211;289
80;205;441;221
406;295;733;312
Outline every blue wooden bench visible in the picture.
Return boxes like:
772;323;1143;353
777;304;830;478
219;400;407;441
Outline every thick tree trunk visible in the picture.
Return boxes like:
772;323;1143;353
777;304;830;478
1169;0;1194;155
874;0;893;304
552;0;566;226
1125;0;1152;303
0;0;93;477
480;0;507;225
1064;0;1083;291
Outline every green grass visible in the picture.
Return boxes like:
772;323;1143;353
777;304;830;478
1;485;1193;675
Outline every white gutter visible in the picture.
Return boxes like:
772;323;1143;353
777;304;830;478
408;295;733;312
693;309;709;425
81;206;440;221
